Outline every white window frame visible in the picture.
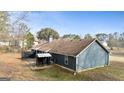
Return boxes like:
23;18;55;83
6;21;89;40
64;56;69;65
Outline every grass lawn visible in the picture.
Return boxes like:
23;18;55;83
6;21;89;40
34;60;124;81
0;52;124;80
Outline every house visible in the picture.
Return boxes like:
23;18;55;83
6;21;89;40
0;40;10;46
32;39;48;50
101;40;108;47
33;38;109;73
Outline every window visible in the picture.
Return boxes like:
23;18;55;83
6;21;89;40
64;56;68;65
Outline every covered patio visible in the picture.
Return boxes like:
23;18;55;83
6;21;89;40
36;53;52;66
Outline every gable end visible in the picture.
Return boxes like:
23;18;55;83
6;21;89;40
76;39;109;57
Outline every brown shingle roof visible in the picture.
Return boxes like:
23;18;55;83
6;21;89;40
32;40;48;50
38;38;95;56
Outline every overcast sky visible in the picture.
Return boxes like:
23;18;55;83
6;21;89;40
17;11;124;37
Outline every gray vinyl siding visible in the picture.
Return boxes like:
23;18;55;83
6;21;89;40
76;41;109;72
52;53;76;71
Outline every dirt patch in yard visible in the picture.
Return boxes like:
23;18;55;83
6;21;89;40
110;56;124;63
0;53;45;80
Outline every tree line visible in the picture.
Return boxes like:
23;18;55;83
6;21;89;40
37;28;124;48
1;11;124;52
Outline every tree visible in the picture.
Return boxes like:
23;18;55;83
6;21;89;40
0;12;30;52
10;12;29;25
9;12;30;51
0;11;10;39
63;34;81;40
17;22;29;39
84;34;92;39
25;31;34;49
9;12;30;40
10;22;29;48
107;32;121;48
113;32;118;40
37;28;59;41
119;33;124;41
107;33;115;48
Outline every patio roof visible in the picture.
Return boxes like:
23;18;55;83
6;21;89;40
37;53;52;58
